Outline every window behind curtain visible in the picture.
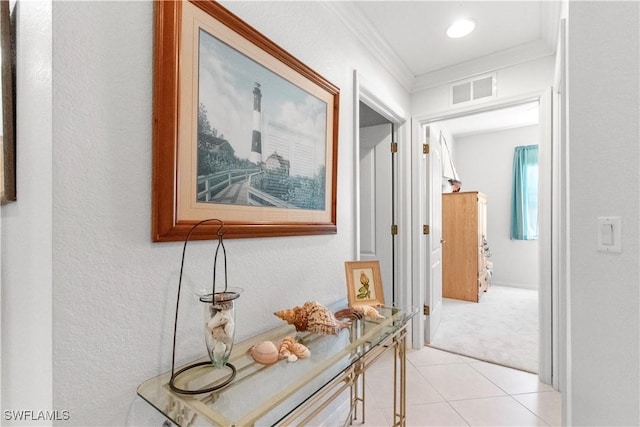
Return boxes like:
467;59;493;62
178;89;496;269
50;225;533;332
510;145;539;240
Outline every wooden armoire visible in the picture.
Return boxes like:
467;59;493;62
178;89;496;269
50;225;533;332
442;191;488;302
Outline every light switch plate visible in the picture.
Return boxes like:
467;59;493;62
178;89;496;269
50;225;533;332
597;216;622;253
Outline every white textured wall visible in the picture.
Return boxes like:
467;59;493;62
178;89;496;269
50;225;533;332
567;2;640;425
455;125;540;290
46;1;409;425
1;1;53;425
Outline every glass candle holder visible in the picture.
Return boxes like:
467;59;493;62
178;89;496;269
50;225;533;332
199;288;242;369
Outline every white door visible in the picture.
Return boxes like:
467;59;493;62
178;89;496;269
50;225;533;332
359;124;394;304
423;126;443;343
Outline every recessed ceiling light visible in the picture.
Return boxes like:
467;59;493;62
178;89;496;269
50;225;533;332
446;18;476;38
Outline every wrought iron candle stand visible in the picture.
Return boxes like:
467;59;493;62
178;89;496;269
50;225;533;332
169;219;242;395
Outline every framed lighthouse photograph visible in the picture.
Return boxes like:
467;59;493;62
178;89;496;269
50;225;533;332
152;1;340;241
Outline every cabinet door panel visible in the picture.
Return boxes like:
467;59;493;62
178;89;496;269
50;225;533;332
443;192;487;303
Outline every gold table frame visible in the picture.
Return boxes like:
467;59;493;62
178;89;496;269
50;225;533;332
138;305;416;426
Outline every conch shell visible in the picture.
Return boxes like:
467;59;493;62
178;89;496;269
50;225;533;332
278;336;310;362
334;305;385;320
247;340;279;365
274;301;350;335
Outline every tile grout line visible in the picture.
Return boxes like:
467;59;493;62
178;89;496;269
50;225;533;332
406;356;494;426
464;359;554;427
377;347;558;426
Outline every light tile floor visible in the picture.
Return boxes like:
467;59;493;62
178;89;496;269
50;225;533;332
355;346;561;427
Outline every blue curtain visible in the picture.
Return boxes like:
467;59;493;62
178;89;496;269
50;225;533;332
511;145;539;240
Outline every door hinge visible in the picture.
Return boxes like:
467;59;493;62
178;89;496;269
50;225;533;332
423;305;430;316
423;225;430;235
391;142;398;153
391;224;398;235
423;144;429;154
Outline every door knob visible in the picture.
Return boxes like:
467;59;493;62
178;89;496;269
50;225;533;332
441;239;446;244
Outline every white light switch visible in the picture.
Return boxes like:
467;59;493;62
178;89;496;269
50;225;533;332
601;223;614;245
597;217;622;253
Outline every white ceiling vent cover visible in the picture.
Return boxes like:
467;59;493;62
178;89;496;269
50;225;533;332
450;73;496;105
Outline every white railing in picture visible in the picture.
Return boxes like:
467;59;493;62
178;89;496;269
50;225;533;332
197;168;261;201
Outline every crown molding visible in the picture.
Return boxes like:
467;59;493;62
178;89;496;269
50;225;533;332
322;1;415;92
412;40;554;93
541;1;562;51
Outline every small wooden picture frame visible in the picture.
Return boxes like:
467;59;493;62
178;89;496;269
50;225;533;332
344;260;384;307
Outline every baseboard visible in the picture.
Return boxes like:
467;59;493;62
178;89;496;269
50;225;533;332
491;281;538;291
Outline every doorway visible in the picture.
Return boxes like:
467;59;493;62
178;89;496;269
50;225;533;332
358;101;396;304
414;92;555;384
353;70;409;309
428;101;541;374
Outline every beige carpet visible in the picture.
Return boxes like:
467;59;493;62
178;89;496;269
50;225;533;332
429;285;538;373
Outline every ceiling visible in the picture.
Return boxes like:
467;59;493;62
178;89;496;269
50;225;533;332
353;1;557;80
347;1;559;135
330;1;560;91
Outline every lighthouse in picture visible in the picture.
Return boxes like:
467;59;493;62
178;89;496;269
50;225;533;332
250;82;263;165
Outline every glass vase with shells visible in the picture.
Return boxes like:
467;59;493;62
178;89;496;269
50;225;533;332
168;219;242;395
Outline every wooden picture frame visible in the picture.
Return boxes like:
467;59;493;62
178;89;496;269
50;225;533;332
344;260;385;307
153;1;340;241
0;0;16;205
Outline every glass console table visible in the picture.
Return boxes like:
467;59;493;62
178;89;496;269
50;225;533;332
138;305;417;426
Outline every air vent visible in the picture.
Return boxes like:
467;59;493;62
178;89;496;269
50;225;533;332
452;82;471;104
450;73;496;105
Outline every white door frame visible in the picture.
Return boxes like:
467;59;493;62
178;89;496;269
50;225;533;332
353;70;411;312
412;90;559;386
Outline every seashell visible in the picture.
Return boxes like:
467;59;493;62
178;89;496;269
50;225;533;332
207;311;231;330
278;336;310;362
334;308;362;320
291;342;310;359
278;336;296;359
213;341;227;359
305;301;350;335
210;325;228;341
334;305;385;321
206;310;234;357
359;305;385;319
275;301;350;335
223;318;235;337
247;340;279;365
274;307;308;332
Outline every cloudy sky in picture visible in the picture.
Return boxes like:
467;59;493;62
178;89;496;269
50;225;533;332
198;29;327;166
